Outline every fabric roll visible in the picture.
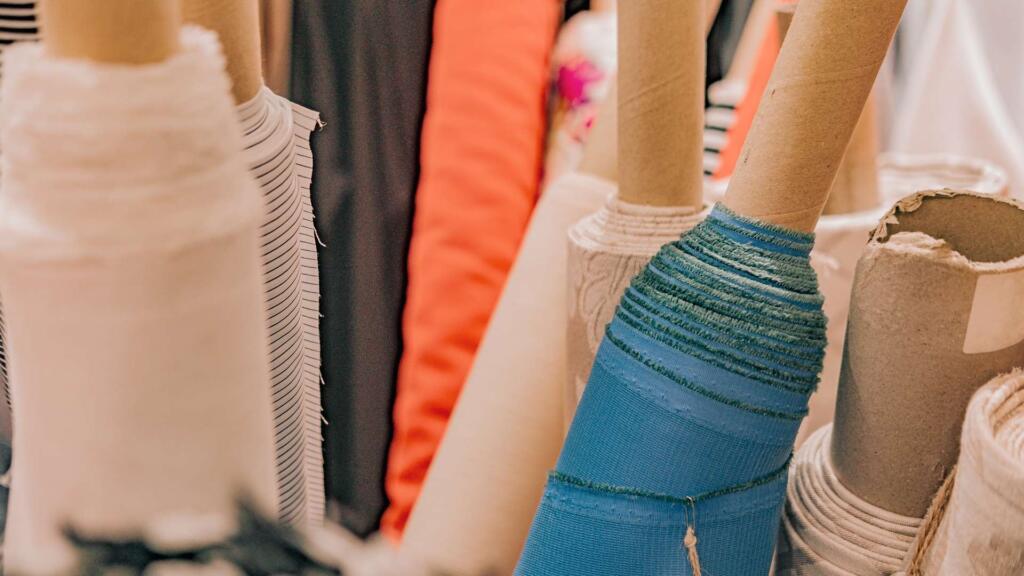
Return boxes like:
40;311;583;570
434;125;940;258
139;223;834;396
543;9;617;186
0;28;277;571
890;0;1024;196
236;87;324;526
518;205;826;575
400;171;608;576
290;0;434;535
912;371;1024;575
383;0;560;539
776;425;921;575
565;195;708;428
797;153;1009;446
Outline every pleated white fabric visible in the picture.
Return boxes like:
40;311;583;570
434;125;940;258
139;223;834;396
237;87;324;526
912;371;1024;575
0;28;277;572
797;154;1009;446
776;426;922;576
565;193;707;428
890;0;1024;196
400;171;608;576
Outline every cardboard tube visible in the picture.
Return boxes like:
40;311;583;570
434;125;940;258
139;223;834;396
183;0;264;103
590;0;616;13
579;78;618;182
824;94;880;214
40;0;182;64
723;0;774;83
776;2;796;41
722;0;907;232
259;0;292;95
618;0;704;208
832;191;1024;518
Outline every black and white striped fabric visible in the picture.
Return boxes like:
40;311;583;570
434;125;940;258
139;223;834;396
238;87;324;527
0;1;37;410
702;80;744;177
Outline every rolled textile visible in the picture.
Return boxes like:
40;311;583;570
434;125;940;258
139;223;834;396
401;171;609;576
798;154;1009;446
890;0;1024;195
776;425;921;575
0;28;277;571
517;205;826;575
237;86;324;526
911;370;1024;575
382;0;560;538
543;8;617;186
565;195;708;428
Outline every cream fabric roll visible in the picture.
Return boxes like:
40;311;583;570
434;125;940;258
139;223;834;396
237;87;324;526
777;426;922;576
400;171;608;576
564;194;707;428
0;29;277;572
912;371;1024;575
796;155;1010;447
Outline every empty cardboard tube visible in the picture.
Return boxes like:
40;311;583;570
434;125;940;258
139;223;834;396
832;190;1024;518
579;78;619;182
618;0;704;208
183;0;264;103
775;2;881;217
40;0;182;64
722;0;907;232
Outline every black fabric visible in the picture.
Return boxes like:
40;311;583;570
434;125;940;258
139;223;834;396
290;0;434;537
706;0;754;94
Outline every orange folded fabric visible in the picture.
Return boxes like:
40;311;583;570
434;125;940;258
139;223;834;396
713;10;781;179
381;0;560;540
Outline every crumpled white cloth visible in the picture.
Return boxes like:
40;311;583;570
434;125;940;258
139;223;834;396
910;370;1024;575
776;425;922;576
565;191;708;428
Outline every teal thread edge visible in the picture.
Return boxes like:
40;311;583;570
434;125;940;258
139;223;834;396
711;203;816;247
603;327;808;420
550;455;792;505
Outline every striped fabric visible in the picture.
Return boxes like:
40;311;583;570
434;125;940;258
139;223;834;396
237;87;324;526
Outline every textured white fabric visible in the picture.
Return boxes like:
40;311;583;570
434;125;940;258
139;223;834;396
776;426;922;576
401;171;608;576
0;29;278;571
914;371;1024;575
564;192;707;428
890;0;1024;196
236;88;324;526
797;154;1009;447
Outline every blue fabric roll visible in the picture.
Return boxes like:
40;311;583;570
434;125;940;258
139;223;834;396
517;205;826;576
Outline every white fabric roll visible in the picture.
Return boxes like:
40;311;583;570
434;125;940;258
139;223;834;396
564;194;707;428
237;87;324;526
401;171;608;576
913;371;1024;575
776;426;922;576
0;29;277;572
797;154;1009;447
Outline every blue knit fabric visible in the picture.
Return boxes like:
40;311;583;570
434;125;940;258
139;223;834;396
516;205;826;576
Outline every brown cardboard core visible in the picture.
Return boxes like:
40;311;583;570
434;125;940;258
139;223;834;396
881;194;1024;263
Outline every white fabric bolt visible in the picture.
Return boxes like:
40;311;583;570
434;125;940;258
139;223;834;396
776;426;922;576
0;29;277;572
911;370;1024;575
565;193;707;428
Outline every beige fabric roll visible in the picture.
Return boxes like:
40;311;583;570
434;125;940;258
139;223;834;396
912;370;1024;575
564;194;707;429
400;172;609;576
797;156;1011;447
0;29;277;572
776;426;922;575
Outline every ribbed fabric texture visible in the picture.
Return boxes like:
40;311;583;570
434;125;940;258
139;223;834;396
517;205;826;575
237;88;324;526
777;425;922;575
382;0;560;539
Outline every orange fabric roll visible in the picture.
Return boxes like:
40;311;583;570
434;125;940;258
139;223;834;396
713;13;781;179
381;0;560;539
